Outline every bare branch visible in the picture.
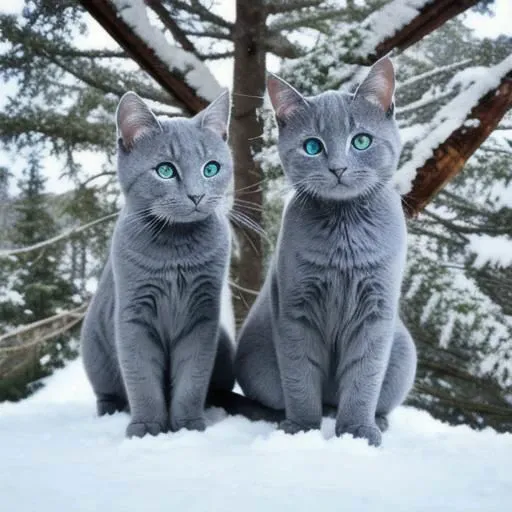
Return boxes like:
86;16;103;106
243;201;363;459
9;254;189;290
200;50;235;60
146;0;200;57
264;32;304;58
396;59;472;91
165;0;233;30
181;29;233;40
265;0;323;15
268;8;345;32
0;213;119;258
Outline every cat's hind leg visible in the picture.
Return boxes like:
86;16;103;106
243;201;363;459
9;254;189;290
235;294;284;411
376;319;417;430
81;328;128;417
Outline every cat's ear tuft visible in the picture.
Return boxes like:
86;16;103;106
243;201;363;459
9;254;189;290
354;57;395;114
196;89;231;140
116;92;161;151
267;72;308;124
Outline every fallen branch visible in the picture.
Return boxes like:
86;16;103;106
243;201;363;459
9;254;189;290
0;212;119;257
0;305;88;352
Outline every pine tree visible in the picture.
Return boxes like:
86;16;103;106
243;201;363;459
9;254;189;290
0;156;77;400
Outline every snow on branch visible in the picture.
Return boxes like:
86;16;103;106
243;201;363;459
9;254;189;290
397;56;512;216
360;0;480;63
0;213;119;258
79;0;221;115
111;0;222;101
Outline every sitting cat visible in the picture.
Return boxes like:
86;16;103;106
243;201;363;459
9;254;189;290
235;57;417;446
81;90;236;438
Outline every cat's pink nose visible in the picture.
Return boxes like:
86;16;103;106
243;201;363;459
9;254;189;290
188;194;204;205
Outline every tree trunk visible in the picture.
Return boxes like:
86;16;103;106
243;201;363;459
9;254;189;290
230;0;267;325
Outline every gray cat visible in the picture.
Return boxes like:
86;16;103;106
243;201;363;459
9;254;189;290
235;57;417;446
81;90;237;438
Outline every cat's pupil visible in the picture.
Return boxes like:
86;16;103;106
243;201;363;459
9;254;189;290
303;138;323;156
156;162;177;179
352;133;372;151
203;160;221;178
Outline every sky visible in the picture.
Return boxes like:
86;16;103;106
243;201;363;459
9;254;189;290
0;0;511;195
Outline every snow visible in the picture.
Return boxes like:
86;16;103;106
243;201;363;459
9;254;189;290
394;55;512;194
111;0;222;102
468;234;512;268
356;0;432;58
1;360;512;511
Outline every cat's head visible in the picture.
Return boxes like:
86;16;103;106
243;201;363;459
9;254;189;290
267;57;400;201
116;90;233;223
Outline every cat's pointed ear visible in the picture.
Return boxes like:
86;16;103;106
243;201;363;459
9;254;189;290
354;57;395;114
195;89;231;140
116;92;161;151
267;72;308;124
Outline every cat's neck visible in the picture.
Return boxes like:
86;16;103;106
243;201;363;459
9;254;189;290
120;208;219;244
293;184;400;221
113;207;228;269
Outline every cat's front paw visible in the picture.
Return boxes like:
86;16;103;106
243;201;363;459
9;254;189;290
171;417;207;433
279;419;317;435
375;414;389;432
335;422;382;447
126;421;166;438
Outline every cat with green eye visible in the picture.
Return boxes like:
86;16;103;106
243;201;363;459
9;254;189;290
81;90;239;438
235;58;417;447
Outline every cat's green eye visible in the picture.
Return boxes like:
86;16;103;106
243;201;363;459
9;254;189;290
351;133;373;151
303;137;324;156
155;162;177;179
203;160;221;178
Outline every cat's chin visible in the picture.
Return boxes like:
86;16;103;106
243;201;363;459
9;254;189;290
304;187;368;203
149;208;213;225
172;210;214;224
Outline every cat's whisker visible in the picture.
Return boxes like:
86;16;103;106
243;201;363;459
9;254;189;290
229;210;270;243
234;200;264;212
232;93;265;99
234;179;268;194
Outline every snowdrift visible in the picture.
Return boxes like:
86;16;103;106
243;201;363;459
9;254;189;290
1;359;511;511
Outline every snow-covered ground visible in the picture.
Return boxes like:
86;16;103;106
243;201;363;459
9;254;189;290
1;360;512;512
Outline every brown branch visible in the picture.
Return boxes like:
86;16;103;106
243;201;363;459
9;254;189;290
403;73;512;217
79;0;209;115
371;0;481;63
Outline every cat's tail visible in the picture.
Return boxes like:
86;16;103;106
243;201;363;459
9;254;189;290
206;389;337;423
207;389;285;422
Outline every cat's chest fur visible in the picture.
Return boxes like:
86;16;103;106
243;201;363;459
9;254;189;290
276;189;406;333
111;212;229;341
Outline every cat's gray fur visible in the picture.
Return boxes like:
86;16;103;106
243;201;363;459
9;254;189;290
81;90;236;438
235;58;417;446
